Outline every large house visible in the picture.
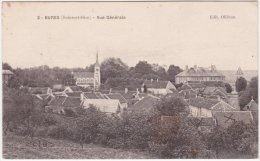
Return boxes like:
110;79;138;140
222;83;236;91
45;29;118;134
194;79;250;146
213;111;253;128
73;53;101;89
175;65;225;84
141;79;176;95
188;97;238;118
2;69;13;85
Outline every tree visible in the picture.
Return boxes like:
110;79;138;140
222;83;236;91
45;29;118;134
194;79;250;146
74;105;107;148
8;75;21;89
235;77;247;92
3;89;45;138
207;126;227;158
238;89;251;110
248;77;258;103
156;95;189;116
155;67;168;80
133;61;154;75
175;83;183;89
98;110;153;149
143;85;147;93
238;77;258;109
167;65;183;83
100;58;129;83
63;73;76;86
225;121;258;157
150;115;209;158
2;62;13;72
225;83;233;93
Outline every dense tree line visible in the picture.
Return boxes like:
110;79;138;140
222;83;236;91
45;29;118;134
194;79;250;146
3;59;183;90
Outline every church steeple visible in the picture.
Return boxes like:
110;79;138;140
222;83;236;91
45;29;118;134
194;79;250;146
94;51;101;90
95;51;100;67
236;66;243;78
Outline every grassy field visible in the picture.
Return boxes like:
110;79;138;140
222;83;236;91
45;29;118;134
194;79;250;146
3;135;156;159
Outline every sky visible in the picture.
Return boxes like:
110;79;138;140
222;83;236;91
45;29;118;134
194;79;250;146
2;2;258;70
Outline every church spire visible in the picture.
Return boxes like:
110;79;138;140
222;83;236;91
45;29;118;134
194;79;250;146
236;66;243;78
95;50;100;67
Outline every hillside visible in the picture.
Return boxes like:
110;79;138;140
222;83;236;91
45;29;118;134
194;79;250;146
3;135;155;159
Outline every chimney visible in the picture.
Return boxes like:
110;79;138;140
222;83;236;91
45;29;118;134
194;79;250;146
217;95;221;101
80;92;84;102
185;65;188;70
109;88;112;94
125;88;128;94
157;78;159;82
194;65;197;71
211;65;216;71
151;79;153;83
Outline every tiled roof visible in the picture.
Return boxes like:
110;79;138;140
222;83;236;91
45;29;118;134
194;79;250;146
99;90;111;94
143;80;169;89
84;92;105;99
211;101;238;111
29;87;50;94
210;89;228;98
189;97;237;111
38;94;51;100
67;86;83;92
2;69;13;75
132;95;160;113
179;90;197;99
176;67;224;77
244;99;258;111
188;83;206;89
73;72;94;78
189;98;219;110
179;84;193;90
49;96;67;106
203;87;226;96
213;111;253;128
83;99;120;113
95;92;106;99
66;92;82;97
62;97;82;107
105;93;128;104
48;96;82;107
110;90;137;100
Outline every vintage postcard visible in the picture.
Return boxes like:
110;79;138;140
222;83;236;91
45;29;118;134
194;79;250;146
2;1;258;159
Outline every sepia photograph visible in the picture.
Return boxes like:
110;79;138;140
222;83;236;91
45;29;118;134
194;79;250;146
1;1;258;159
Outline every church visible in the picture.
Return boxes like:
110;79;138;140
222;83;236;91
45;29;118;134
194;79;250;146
73;53;101;89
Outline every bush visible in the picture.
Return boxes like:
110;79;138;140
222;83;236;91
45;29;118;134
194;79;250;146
43;114;57;126
97;111;153;149
64;108;77;117
47;125;69;139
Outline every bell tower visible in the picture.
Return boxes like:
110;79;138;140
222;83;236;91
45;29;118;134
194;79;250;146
94;51;101;90
236;66;243;78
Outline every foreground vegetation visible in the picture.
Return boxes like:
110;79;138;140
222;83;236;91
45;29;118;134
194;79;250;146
3;86;258;159
3;134;155;159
